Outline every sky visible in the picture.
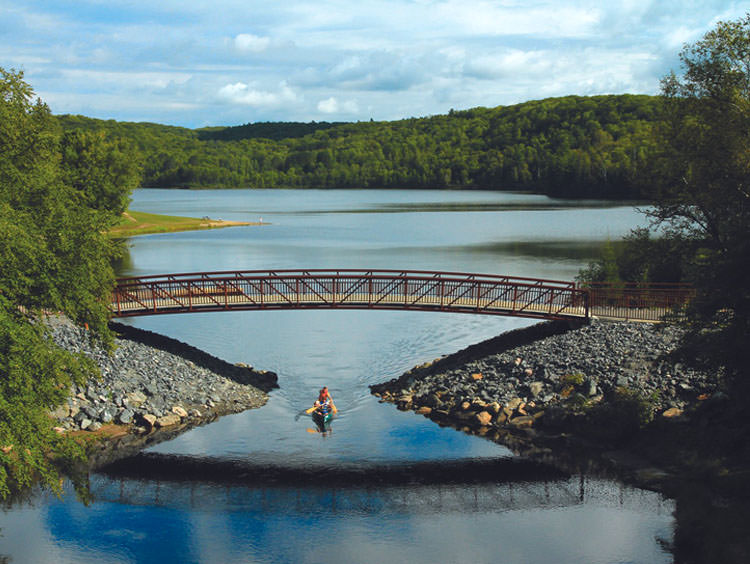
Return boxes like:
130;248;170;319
2;1;748;128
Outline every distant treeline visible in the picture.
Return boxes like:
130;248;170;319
58;94;661;198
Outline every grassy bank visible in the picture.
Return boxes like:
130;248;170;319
109;210;258;237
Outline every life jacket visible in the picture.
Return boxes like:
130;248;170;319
318;397;332;415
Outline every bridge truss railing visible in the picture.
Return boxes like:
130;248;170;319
110;269;590;320
581;282;694;322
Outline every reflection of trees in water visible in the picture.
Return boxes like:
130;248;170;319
671;485;750;564
0;527;8;563
111;242;134;277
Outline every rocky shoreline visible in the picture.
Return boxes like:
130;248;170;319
371;318;720;484
46;316;277;468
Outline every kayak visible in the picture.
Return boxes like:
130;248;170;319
312;410;333;427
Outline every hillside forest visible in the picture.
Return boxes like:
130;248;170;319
58;94;660;199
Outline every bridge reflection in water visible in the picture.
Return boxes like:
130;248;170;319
96;454;674;517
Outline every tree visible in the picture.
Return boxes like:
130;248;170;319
653;15;750;383
60;130;142;218
0;67;140;498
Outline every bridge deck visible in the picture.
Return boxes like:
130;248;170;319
110;269;691;322
111;269;589;321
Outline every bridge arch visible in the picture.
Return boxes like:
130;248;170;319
110;269;590;321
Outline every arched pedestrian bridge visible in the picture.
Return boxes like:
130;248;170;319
110;269;691;322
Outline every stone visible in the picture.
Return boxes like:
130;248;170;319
188;408;202;418
117;409;134;424
88;422;102;432
471;373;483;381
508;415;534;428
126;391;147;407
506;397;523;411
155;414;181;428
418;394;441;408
416;406;433;415
528;382;544;398
140;414;158;430
470;400;487;411
79;418;92;430
662;407;684;418
396;400;412;410
172;406;188;418
474;411;493;426
587;380;598;397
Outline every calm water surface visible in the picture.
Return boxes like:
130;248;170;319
0;190;675;563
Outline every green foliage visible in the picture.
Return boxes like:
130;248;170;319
0;300;92;498
560;373;585;387
197;120;345;141
57;94;661;198
577;228;690;285
60;130;143;218
649;14;750;384
584;387;658;442
0;67;139;498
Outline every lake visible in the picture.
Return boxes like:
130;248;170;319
0;189;675;563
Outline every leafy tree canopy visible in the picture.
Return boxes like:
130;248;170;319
0;68;140;498
579;14;750;387
57;94;661;198
653;14;750;382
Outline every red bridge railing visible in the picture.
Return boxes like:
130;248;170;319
111;270;694;322
110;269;590;321
581;282;694;322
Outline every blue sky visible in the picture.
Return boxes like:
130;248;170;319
2;1;747;128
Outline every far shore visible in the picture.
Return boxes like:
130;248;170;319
108;210;263;237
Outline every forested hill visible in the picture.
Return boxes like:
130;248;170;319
57;94;661;198
197;120;346;141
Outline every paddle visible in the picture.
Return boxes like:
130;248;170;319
293;406;316;421
295;396;337;421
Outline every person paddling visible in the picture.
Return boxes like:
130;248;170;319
306;386;337;427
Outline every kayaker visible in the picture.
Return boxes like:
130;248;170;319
313;386;336;417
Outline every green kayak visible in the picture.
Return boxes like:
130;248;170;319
312;410;333;427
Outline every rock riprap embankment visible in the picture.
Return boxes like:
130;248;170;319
371;319;717;436
46;316;277;435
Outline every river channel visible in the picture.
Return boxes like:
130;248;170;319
0;189;676;563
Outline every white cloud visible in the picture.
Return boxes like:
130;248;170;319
465;50;553;80
434;1;602;38
218;80;297;106
317;96;358;114
232;33;271;53
3;0;746;126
